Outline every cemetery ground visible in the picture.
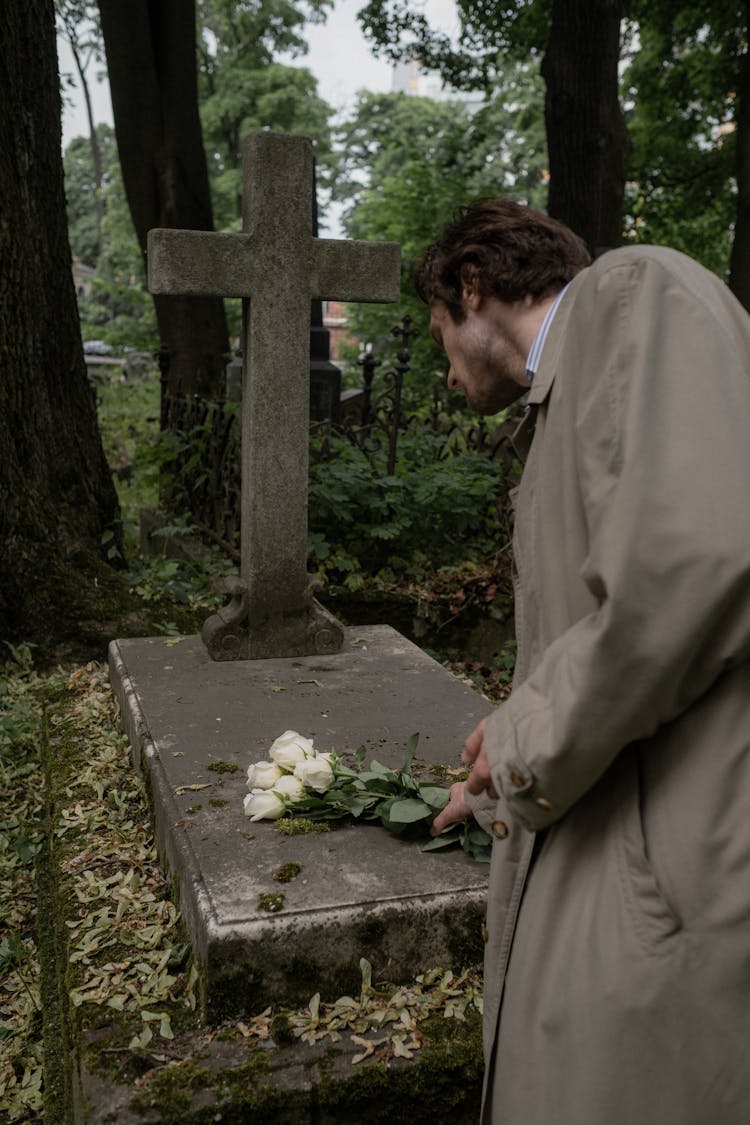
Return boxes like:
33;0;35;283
1;366;516;1122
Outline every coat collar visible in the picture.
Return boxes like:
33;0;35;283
526;272;583;406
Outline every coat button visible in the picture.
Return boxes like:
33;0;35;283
509;770;526;788
534;796;553;810
492;819;509;839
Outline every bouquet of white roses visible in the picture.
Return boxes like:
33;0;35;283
244;730;491;863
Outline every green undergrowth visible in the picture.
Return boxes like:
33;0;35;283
2;654;487;1121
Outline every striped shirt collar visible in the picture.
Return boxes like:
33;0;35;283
525;283;570;382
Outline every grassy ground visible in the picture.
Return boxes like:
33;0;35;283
0;374;515;1119
1;657;486;1122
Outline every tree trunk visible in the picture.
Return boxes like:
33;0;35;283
729;3;750;311
541;0;628;254
0;0;122;654
97;0;229;404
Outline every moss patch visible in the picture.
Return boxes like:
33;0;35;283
275;817;331;836
273;861;302;883
258;892;285;913
129;1059;212;1122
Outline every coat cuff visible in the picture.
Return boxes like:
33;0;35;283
483;704;559;831
464;785;525;843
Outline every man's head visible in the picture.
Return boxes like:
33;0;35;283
415;198;591;321
417;199;591;415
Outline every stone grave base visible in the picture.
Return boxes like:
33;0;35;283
109;627;493;1018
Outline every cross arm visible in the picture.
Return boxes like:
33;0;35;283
312;240;401;302
147;229;255;297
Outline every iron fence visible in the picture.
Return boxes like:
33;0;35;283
158;315;522;559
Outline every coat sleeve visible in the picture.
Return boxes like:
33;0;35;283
483;255;750;831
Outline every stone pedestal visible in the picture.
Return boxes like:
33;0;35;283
109;627;493;1017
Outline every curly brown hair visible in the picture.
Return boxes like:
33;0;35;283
414;198;591;321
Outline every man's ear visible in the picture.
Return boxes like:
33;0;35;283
459;264;482;309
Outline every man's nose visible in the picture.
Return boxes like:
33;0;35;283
447;367;459;389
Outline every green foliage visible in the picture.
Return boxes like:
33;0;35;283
64;123;158;348
336;80;547;401
197;0;336;231
622;7;739;275
357;0;551;91
308;428;504;589
63;128;111;266
94;369;160;551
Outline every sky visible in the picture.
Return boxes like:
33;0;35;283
58;0;459;146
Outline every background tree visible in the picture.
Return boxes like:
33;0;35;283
0;0;123;656
64;123;158;347
336;73;546;403
56;0;106;261
624;1;750;307
541;0;628;252
97;0;230;407
63;124;116;267
197;0;335;230
357;0;627;253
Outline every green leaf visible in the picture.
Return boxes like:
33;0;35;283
421;833;458;852
466;826;492;846
363;761;397;779
387;798;431;824
401;733;419;773
417;785;450;810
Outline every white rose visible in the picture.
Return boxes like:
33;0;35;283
268;730;314;769
273;773;305;802
246;760;282;790
294;754;334;793
243;789;284;821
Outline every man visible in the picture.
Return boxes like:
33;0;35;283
422;199;750;1124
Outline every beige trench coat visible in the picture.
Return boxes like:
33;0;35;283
470;246;750;1124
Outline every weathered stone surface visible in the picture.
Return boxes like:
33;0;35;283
109;627;493;1017
147;133;401;661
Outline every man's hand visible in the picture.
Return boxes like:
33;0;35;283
463;717;499;801
430;717;499;835
431;780;472;835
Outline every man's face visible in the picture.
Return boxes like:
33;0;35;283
429;298;529;416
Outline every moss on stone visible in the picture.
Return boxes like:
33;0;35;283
272;861;302;883
275;817;331;836
209;797;229;808
129;1059;212;1122
317;1012;483;1123
215;1048;270;1097
207;760;239;774
270;1013;294;1046
258;892;285;913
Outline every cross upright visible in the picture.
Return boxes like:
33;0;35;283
147;133;401;661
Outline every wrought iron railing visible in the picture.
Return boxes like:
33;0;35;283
157;315;522;559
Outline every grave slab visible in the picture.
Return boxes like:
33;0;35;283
109;626;493;1017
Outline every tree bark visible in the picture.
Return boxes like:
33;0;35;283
542;0;628;254
0;0;122;651
729;3;750;311
97;0;229;404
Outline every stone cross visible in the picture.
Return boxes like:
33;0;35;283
147;133;401;661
